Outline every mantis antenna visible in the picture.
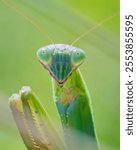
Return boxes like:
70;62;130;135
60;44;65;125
71;12;119;46
1;0;54;44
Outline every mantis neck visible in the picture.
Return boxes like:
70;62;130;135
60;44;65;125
53;69;84;104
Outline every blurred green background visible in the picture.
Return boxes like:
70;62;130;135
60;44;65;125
0;0;119;150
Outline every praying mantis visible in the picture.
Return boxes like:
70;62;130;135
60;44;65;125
1;0;118;150
9;44;99;150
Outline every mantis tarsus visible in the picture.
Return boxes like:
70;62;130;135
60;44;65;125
2;0;118;150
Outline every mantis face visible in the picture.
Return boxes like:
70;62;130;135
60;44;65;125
37;44;85;85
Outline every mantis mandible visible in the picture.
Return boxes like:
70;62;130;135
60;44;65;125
2;0;118;150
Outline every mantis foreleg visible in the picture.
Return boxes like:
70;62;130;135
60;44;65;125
9;86;66;150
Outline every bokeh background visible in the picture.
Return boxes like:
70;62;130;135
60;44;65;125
0;0;119;150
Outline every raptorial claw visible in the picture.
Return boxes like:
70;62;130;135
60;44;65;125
9;86;66;150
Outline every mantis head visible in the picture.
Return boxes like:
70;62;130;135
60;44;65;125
37;44;85;86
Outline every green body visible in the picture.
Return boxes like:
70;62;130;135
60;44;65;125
53;70;95;136
9;44;99;150
53;70;98;150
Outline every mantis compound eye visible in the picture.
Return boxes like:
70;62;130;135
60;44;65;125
71;48;86;67
37;47;52;65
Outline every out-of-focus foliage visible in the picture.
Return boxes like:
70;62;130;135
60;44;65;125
0;0;119;150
